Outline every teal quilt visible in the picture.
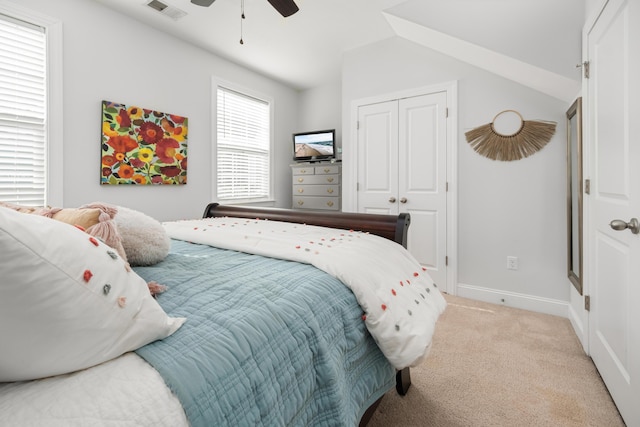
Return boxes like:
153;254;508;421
134;239;395;427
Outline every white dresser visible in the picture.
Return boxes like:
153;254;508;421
291;163;341;211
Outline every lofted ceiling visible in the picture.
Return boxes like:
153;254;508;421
91;0;584;99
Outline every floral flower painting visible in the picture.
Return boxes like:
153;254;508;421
101;100;188;185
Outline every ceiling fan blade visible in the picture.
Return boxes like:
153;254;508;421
191;0;216;6
267;0;299;17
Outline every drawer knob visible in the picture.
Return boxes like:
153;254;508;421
326;178;334;183
298;178;304;183
297;200;304;206
327;201;334;207
324;168;330;173
298;188;304;193
327;188;334;194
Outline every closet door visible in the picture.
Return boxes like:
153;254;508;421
399;92;448;285
356;100;399;215
356;92;448;288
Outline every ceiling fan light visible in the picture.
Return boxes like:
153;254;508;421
190;0;216;6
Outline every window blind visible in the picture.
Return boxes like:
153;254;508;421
216;86;271;201
0;14;46;206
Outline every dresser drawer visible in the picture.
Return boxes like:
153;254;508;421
292;174;341;185
293;184;340;197
315;165;340;175
292;196;341;210
291;167;313;176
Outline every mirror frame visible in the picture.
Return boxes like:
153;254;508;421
566;97;583;294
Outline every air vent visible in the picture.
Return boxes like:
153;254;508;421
146;0;187;21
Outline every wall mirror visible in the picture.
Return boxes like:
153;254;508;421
566;97;583;294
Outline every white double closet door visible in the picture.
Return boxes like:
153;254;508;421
356;91;448;289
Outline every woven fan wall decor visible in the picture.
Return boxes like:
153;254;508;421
465;110;557;161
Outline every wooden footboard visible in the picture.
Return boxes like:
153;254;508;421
203;203;410;248
203;203;413;407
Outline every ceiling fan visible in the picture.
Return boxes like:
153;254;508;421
190;0;299;17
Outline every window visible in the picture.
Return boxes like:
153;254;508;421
216;85;272;202
0;14;47;206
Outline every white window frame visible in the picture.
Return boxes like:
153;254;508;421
0;2;63;207
212;77;274;204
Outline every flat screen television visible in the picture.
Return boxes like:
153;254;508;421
292;129;336;162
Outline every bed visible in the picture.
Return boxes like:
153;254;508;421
0;203;446;426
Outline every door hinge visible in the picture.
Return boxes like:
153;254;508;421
446;182;449;192
445;256;448;266
584;179;590;195
445;107;449;118
584;295;591;311
581;61;590;79
356;182;359;191
357;120;360;130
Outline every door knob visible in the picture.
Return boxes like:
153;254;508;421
389;197;396;203
400;197;407;204
610;218;640;234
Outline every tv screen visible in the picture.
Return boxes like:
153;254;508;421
293;129;335;162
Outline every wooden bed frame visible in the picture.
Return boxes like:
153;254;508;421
203;203;414;424
203;203;410;247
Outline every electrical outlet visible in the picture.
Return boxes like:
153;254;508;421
507;256;518;270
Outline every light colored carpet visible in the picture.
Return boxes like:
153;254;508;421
368;294;625;426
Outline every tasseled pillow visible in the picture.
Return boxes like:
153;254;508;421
40;204;129;266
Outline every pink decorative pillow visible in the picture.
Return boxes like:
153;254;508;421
45;205;128;263
0;201;43;214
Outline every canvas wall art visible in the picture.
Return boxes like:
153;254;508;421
101;100;188;185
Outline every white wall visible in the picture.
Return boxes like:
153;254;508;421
342;37;572;313
10;0;299;221
297;78;343;159
585;0;606;20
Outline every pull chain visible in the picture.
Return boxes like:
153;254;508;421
240;0;245;45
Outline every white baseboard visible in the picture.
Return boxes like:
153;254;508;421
456;283;569;318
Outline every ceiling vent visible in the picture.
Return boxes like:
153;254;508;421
146;0;187;21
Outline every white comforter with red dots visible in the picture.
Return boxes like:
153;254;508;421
164;217;447;369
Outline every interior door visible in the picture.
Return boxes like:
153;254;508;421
356;92;448;289
356;100;399;215
398;93;448;287
587;0;640;424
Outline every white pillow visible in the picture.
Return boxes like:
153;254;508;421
114;205;171;266
0;207;185;382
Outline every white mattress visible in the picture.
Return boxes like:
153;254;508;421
0;352;188;426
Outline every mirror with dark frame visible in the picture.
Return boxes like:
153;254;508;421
566;97;583;294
